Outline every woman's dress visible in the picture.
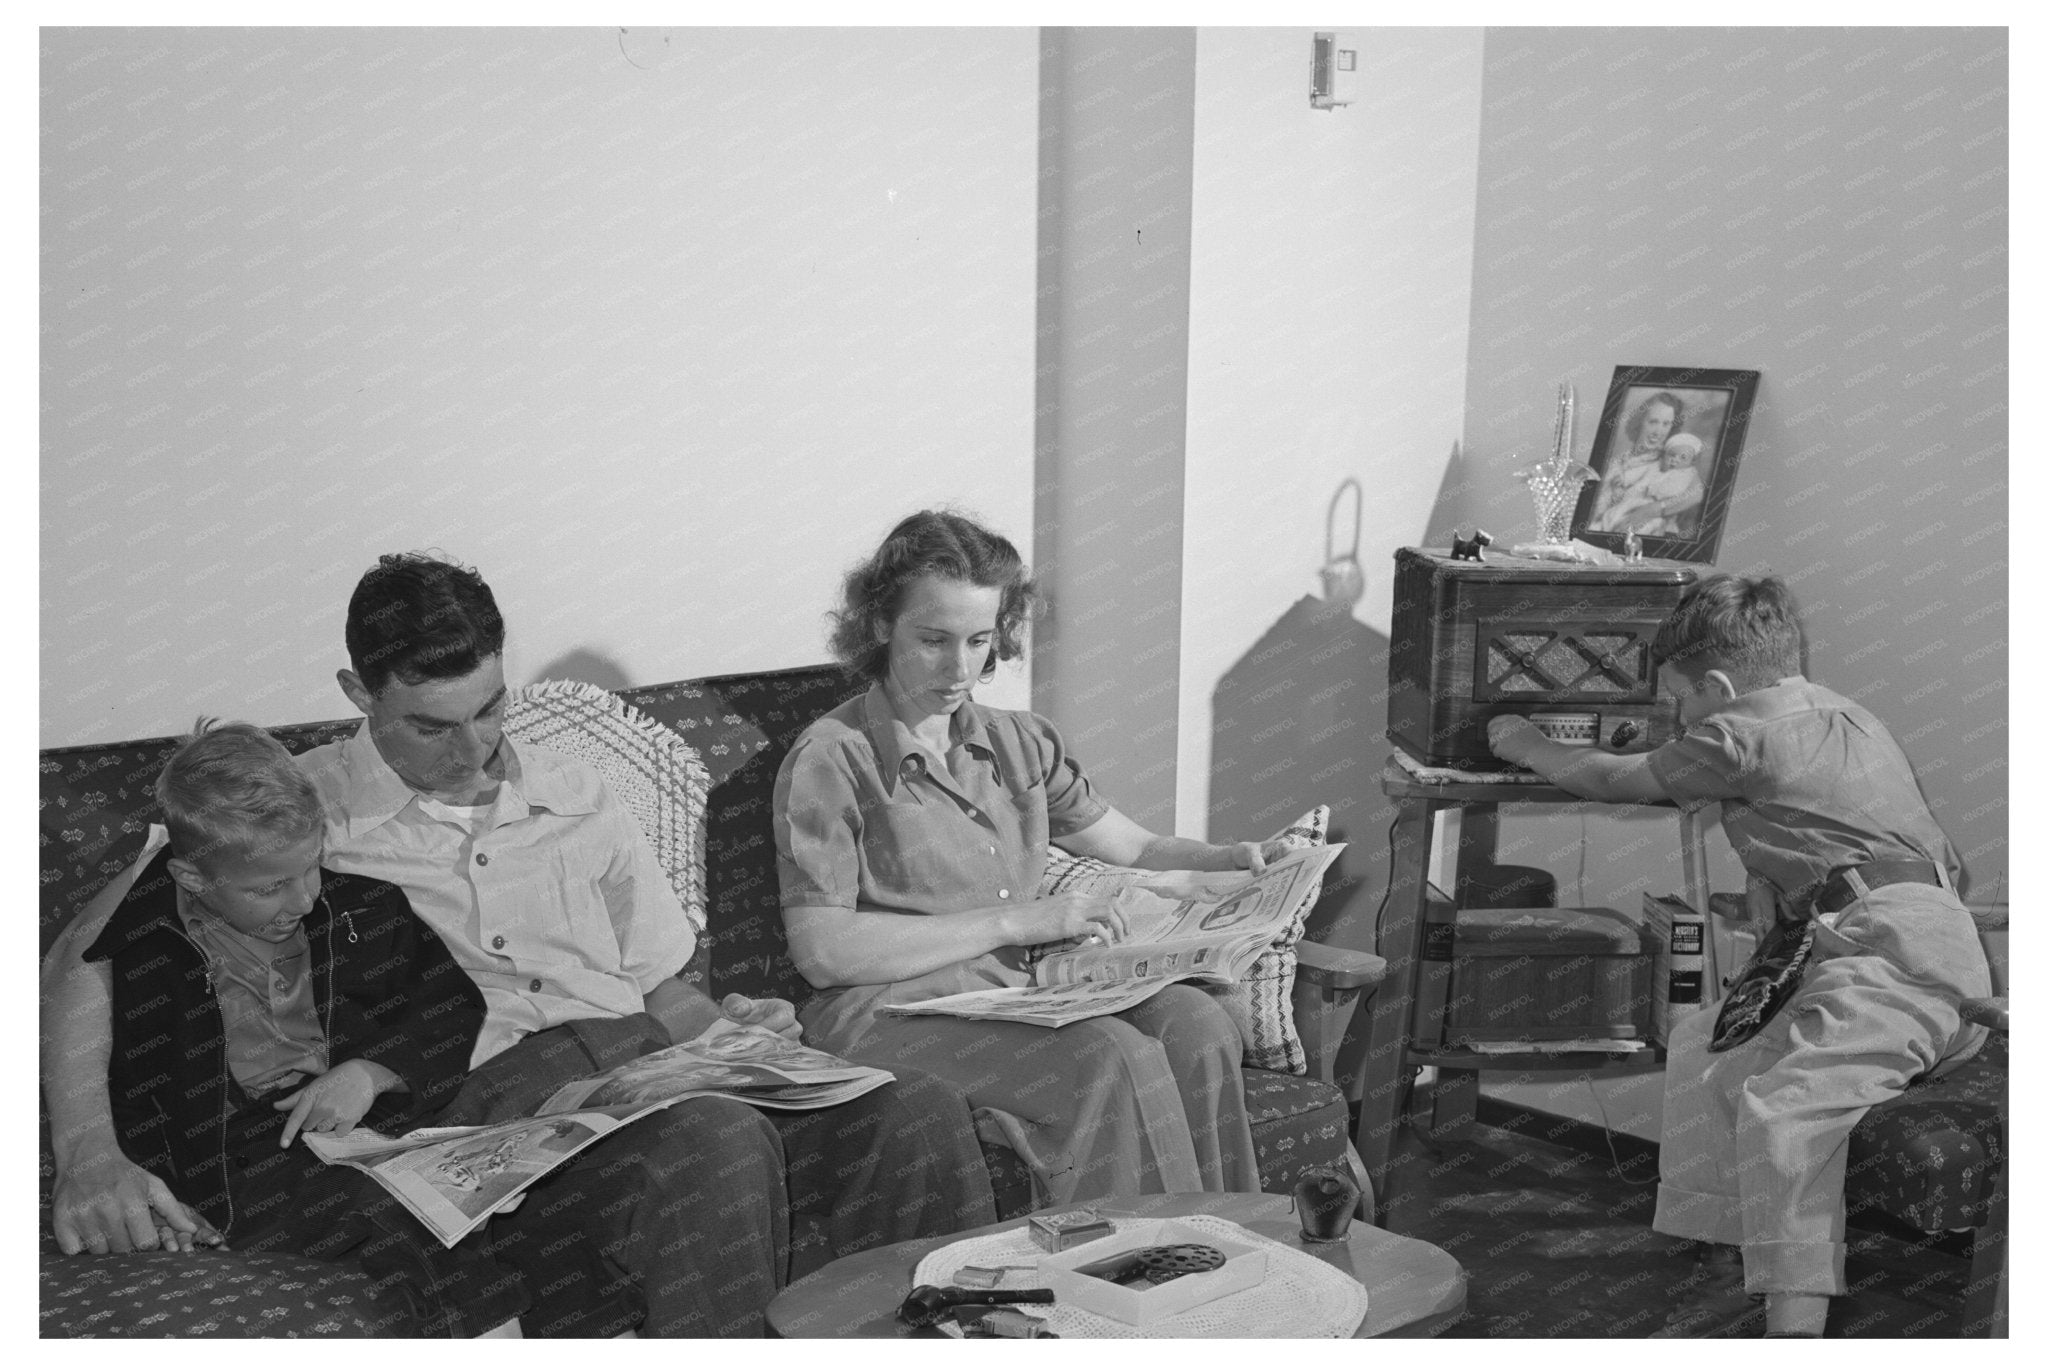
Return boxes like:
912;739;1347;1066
774;685;1260;1205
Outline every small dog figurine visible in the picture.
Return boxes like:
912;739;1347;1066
1621;530;1643;562
1449;529;1494;562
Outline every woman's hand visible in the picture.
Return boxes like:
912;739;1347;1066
274;1059;397;1147
1231;838;1294;874
1006;893;1127;948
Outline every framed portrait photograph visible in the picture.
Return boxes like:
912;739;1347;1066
1571;366;1760;564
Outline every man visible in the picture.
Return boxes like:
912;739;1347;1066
298;552;995;1336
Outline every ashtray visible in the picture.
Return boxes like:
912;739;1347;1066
1037;1218;1266;1327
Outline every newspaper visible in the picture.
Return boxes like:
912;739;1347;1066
883;845;1345;1028
303;1019;893;1247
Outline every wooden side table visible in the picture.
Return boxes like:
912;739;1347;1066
765;1192;1466;1338
1353;761;1714;1219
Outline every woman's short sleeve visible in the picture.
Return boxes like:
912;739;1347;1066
1023;712;1111;839
774;739;862;912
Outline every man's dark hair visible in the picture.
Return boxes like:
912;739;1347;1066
1652;573;1804;692
345;552;505;695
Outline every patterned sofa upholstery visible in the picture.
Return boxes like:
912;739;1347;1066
38;663;1363;1335
1841;907;2008;1338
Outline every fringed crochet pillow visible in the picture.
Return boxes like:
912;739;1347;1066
1039;805;1331;1075
504;679;712;938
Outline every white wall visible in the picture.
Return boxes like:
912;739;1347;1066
1031;27;1198;831
41;27;1039;745
1180;28;1484;848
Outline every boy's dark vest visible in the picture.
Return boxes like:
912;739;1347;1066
83;847;486;1223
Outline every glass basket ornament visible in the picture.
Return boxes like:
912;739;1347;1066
1518;458;1599;543
1517;381;1599;544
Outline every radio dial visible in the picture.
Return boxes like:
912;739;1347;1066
1610;721;1642;749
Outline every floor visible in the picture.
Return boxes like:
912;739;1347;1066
1374;1096;1976;1338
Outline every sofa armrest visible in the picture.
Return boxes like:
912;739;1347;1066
1294;940;1387;992
1958;996;2007;1032
1289;941;1387;1086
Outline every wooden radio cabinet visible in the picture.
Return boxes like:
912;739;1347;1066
1386;547;1697;771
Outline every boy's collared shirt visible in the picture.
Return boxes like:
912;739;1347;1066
1646;676;1960;912
137;824;329;1095
299;723;695;1067
179;896;327;1095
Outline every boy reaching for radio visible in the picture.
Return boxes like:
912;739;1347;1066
1486;574;1991;1339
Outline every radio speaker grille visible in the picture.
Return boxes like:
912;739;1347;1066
1480;627;1652;701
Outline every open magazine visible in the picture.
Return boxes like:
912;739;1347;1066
881;844;1345;1028
303;1018;892;1247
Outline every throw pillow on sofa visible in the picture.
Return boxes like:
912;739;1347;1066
504;680;712;938
1038;806;1332;1074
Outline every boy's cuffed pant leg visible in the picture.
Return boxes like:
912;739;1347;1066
1653;1007;1747;1245
1730;904;1980;1298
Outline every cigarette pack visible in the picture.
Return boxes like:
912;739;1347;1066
1027;1208;1114;1253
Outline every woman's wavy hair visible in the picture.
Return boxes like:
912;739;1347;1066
829;510;1040;684
1625;391;1687;444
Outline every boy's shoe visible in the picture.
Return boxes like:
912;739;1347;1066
1648;1255;1763;1338
1694;1241;1743;1268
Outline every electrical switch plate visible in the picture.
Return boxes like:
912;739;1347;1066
1310;31;1358;109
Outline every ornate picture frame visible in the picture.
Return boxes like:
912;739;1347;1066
1571;365;1760;564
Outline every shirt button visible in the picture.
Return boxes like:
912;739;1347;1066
989;845;998;855
998;889;1011;900
492;935;506;950
476;853;490;867
529;979;543;992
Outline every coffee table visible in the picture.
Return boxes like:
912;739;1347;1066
767;1192;1465;1338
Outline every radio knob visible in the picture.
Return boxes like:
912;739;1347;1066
1610;721;1642;749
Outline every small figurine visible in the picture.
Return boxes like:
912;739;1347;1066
1449;529;1494;562
1622;529;1643;562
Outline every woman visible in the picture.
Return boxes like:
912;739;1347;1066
1590;390;1686;533
773;510;1288;1204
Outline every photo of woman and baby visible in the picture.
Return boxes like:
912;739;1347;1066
1587;386;1728;539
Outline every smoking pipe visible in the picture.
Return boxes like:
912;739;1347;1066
896;1284;1056;1328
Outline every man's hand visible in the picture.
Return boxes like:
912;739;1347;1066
274;1059;397;1147
52;1149;222;1255
720;993;802;1041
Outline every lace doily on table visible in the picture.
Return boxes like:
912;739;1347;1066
911;1215;1367;1339
1391;748;1549;785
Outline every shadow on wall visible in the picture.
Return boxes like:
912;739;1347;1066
532;649;635;693
1207;593;1396;955
1208;458;1479;1100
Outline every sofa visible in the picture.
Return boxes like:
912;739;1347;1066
39;663;1384;1337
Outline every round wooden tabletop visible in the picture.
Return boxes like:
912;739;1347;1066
767;1191;1466;1339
